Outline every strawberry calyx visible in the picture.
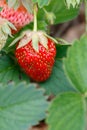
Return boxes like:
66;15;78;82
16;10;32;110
9;30;58;52
0;17;16;50
7;0;33;13
0;17;17;36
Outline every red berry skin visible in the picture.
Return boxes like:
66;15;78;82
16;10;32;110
15;38;56;82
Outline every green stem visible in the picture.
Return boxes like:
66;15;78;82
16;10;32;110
43;8;48;15
85;0;87;32
33;4;38;31
57;38;71;45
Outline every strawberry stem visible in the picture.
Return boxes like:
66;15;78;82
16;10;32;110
33;4;38;31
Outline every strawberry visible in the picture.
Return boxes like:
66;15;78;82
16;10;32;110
0;0;33;33
14;31;56;82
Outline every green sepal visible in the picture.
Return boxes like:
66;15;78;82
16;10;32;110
9;32;25;47
13;0;20;10
7;0;33;13
21;0;33;13
39;33;48;49
9;30;57;52
7;0;20;10
17;36;31;49
44;33;58;44
0;18;17;50
8;21;17;31
2;23;12;37
32;33;39;52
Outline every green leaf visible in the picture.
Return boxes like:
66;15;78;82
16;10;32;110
0;82;48;130
0;55;30;84
47;92;86;130
40;0;79;24
40;60;76;95
64;35;87;93
37;21;48;31
56;45;69;58
32;0;50;8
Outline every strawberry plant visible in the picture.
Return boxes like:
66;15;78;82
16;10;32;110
0;0;87;130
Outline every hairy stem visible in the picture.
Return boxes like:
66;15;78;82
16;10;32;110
33;4;38;31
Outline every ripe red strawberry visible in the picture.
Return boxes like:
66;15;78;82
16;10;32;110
0;0;33;33
15;31;56;82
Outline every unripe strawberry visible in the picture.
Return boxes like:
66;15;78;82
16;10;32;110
14;31;56;82
0;0;33;32
0;17;16;50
